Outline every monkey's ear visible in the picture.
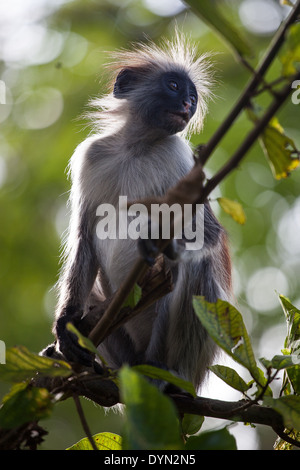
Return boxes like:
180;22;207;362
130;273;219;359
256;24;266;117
113;68;138;98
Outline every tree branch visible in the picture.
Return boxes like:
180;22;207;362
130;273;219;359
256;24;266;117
36;371;287;434
171;394;283;429
72;394;98;450
199;69;300;203
87;255;173;346
272;425;300;449
197;0;300;166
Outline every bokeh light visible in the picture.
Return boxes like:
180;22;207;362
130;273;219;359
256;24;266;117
246;266;289;312
14;87;64;129
277;197;300;256
143;0;186;17
239;0;284;35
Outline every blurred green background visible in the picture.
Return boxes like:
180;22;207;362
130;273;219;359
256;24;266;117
0;0;299;450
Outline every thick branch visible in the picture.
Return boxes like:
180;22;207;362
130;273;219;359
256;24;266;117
172;394;283;429
88;255;173;345
35;370;282;427
88;259;147;346
38;371;285;431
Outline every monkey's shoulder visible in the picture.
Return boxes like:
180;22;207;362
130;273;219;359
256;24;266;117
72;135;108;164
154;134;193;160
71;133;194;172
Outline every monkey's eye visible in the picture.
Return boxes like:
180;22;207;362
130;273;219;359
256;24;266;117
190;94;197;106
168;81;179;91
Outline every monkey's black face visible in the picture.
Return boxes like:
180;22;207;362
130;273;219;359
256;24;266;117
113;67;198;135
146;71;198;135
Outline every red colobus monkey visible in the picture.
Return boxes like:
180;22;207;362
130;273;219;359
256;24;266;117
45;33;231;390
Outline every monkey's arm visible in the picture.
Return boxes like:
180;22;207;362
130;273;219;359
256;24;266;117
51;204;99;365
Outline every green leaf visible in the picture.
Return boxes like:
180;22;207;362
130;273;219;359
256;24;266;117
209;364;250;393
122;283;142;309
278;296;300;394
0;383;53;429
193;297;261;383
181;414;204;436
255;367;273;396
0;346;72;383
185;427;237;450
217;197;246;225
66;323;98;356
287;366;300;395
260;355;300;370
119;366;183;450
279;295;300;349
259;118;300;180
132;364;196;397
247;112;300;180
185;0;252;58
279;23;300;76
67;432;122;450
66;323;108;366
264;396;300;431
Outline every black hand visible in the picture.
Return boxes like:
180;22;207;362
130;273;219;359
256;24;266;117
55;307;94;366
138;217;181;264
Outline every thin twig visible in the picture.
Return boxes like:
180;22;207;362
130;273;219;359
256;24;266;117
253;76;289;97
199;70;300;204
197;0;300;166
72;394;98;450
221;369;280;416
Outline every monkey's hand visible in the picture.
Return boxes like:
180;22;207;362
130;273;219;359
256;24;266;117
55;307;94;367
138;215;188;264
138;237;183;265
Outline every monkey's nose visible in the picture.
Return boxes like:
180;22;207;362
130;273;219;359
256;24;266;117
183;100;192;111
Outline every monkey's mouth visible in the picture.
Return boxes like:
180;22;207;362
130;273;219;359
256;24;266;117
168;111;190;126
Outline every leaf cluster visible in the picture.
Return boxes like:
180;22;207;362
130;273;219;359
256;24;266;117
0;294;299;450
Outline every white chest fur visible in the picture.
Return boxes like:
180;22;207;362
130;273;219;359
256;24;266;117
68;133;195;289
